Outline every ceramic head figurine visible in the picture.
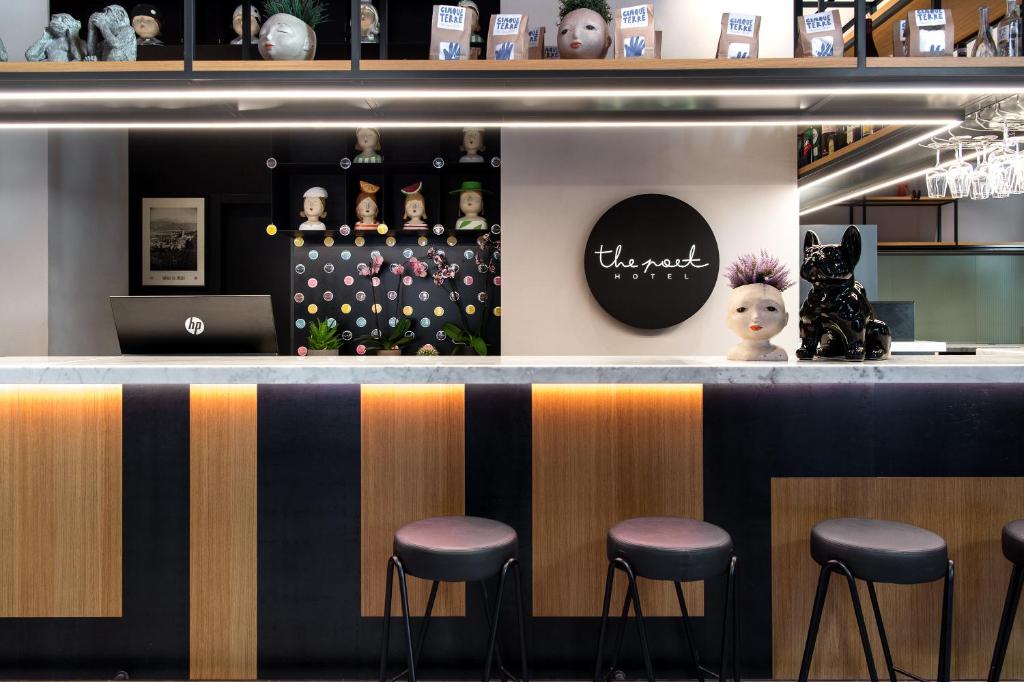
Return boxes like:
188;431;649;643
354;127;382;164
723;251;794;361
130;4;163;45
259;13;316;61
460;127;486;163
401;182;428;230
299;186;328;231
355;180;381;230
451;181;488;231
86;5;137;61
459;0;484;58
359;0;380;43
232;5;261;44
25;14;86;62
557;0;612;59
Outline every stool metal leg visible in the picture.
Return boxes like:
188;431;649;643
511;559;530;682
834;561;880;682
379;557;396;682
396;559;418;682
937;561;955;682
797;563;833;682
866;581;898;682
727;556;740;682
594;562;617;682
617;558;656;682
413;581;439;671
987;564;1023;682
479;581;510;682
674;581;705;682
483;559;511;682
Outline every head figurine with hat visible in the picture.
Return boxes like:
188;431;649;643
354;127;383;163
299;186;328;230
355;180;381;228
131;3;163;44
450;180;489;231
458;0;481;32
459;127;486;163
401;181;428;229
232;4;261;44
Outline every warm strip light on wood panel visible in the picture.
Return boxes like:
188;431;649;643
772;477;1024;680
0;385;122;617
532;384;704;617
361;385;466;617
190;385;258;681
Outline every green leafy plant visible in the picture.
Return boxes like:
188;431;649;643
262;0;329;28
356;318;415;353
558;0;612;23
443;323;488;356
307;318;341;351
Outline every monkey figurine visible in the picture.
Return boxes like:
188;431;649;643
86;5;137;61
0;35;8;62
25;14;86;62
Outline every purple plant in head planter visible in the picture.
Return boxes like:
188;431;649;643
723;250;794;361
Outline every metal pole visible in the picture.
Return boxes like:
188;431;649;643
954;200;960;244
855;0;867;68
183;0;194;72
380;0;389;60
936;204;942;242
351;0;361;70
241;0;251;59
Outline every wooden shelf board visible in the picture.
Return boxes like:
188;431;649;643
846;196;955;206
193;60;351;72
868;56;1024;67
0;60;183;73
798;125;901;179
359;57;853;72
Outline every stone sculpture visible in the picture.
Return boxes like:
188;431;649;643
0;35;8;62
25;14;86;62
87;5;138;61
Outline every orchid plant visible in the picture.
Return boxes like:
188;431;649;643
427;233;501;356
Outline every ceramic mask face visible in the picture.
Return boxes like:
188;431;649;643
463;130;483;155
357;197;378;222
356;129;379;154
303;197;325;221
360;6;375;33
558;8;610;59
132;14;160;38
405;198;425;221
259;13;312;60
726;284;788;342
460;191;483;217
233;9;260;39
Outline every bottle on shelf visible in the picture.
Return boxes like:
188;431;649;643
865;17;880;58
972;6;999;57
996;0;1022;56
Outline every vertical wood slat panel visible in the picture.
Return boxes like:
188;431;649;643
190;385;258;681
532;385;704;617
772;477;1024;680
0;386;122;617
361;385;466;617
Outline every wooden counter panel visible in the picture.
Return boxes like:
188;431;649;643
0;386;122;617
532;385;704;617
772;477;1024;680
361;385;466;617
190;385;258;681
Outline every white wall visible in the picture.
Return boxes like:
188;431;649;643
504;0;794;58
500;127;800;356
47;132;129;355
0;0;47;62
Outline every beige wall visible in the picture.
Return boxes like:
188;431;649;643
500;127;800;355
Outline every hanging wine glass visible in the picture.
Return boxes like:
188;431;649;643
989;148;1013;198
946;142;974;199
1010;139;1024;194
925;148;948;199
971;147;991;200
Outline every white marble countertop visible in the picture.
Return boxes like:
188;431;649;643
0;354;1023;384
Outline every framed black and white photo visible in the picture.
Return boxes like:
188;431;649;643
142;198;205;286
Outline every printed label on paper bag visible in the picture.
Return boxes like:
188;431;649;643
437;5;466;30
544;45;560;58
494;41;516;59
914;9;946;27
898;19;907;39
811;36;835;57
438;40;464;59
728;42;752;58
803;12;836;33
493;14;523;36
620;5;649;28
528;27;541;47
727;14;756;37
919;30;947;53
623;35;647;57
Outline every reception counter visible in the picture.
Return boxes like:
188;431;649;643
0;356;1022;681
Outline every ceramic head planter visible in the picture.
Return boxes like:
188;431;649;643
299;186;327;231
460;127;486;163
451;181;488;231
355;180;381;230
401;181;428;230
798;226;892;362
354;127;382;164
724;251;794;361
130;4;163;45
359;0;380;43
557;0;612;59
232;5;261;44
259;13;316;61
25;14;86;62
87;5;137;61
459;0;484;58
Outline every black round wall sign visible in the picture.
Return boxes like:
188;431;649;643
584;194;720;330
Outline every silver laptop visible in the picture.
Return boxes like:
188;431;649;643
110;295;278;355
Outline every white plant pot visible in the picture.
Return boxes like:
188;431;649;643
557;8;611;59
725;283;790;361
259;13;317;61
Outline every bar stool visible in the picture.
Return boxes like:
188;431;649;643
987;520;1024;682
379;515;528;682
797;518;954;682
594;517;739;682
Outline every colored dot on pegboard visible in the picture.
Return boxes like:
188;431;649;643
266;224;277;236
377;224;389;235
403;305;413;316
307;304;318;315
466;304;477;315
297;346;307;356
371;303;383;314
494;307;502;317
341;303;352;314
434;306;445;317
307;277;318;288
356;345;367;355
386;236;397;247
355;236;366;247
418;236;428;247
324;236;335;247
294;236;304;247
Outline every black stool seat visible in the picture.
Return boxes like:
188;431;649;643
607;517;733;582
394;515;517;582
811;518;948;585
1003;520;1024;566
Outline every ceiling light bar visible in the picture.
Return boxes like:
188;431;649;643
799;122;961;192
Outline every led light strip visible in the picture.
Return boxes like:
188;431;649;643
799;149;983;216
0;117;962;130
799;122;961;192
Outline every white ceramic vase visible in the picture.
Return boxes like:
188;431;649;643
725;283;790;361
557;8;611;59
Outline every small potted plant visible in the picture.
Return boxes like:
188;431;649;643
306;318;341;356
356;318;415;356
723;251;794;361
259;0;327;61
416;344;440;356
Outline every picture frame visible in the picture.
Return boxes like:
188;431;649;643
142;197;205;287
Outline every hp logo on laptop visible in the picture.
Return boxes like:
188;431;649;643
185;316;206;336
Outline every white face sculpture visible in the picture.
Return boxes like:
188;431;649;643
557;8;611;59
463;130;484;155
233;8;260;39
303;196;325;221
460;191;483;217
132;15;160;39
405;198;425;222
356;197;378;223
259;13;313;61
356;129;379;155
726;284;789;343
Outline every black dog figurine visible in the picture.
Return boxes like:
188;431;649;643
797;226;892;362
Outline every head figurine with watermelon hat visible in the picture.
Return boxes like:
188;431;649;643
401;181;428;230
